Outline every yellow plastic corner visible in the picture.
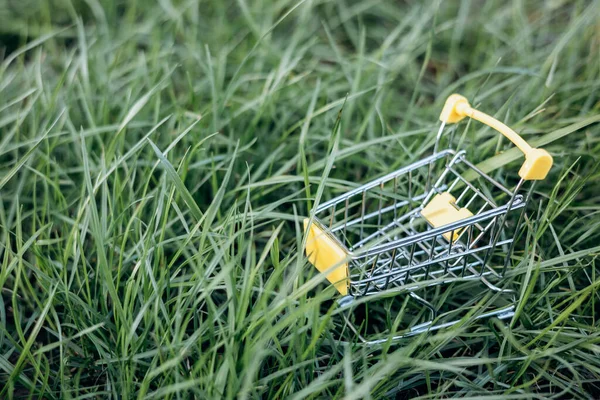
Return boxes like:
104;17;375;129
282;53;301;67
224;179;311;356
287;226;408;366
439;94;470;124
303;219;349;296
519;148;553;180
421;193;473;242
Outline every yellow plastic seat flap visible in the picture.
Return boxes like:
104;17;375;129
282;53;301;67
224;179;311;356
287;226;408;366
420;193;473;242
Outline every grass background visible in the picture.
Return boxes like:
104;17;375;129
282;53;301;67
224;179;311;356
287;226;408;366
1;0;600;398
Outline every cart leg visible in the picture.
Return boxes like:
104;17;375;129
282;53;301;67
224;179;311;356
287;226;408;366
480;276;515;294
336;296;370;344
409;292;438;320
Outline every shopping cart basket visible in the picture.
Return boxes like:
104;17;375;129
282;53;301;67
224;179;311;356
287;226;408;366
304;94;553;343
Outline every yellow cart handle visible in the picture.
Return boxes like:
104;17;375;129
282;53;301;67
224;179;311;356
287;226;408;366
439;94;553;180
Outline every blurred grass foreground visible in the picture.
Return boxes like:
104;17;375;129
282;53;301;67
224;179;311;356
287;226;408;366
1;0;600;398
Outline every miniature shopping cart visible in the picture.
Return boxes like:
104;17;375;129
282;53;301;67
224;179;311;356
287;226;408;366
304;94;553;344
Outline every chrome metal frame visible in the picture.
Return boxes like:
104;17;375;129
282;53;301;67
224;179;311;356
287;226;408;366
311;123;534;344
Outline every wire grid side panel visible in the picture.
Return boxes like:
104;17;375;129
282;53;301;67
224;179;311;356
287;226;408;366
427;155;525;254
314;155;449;252
430;155;517;220
347;203;525;297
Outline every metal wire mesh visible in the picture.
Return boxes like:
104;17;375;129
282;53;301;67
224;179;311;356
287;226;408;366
313;149;527;299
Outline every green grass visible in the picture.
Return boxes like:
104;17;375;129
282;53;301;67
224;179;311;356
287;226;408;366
1;0;600;398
